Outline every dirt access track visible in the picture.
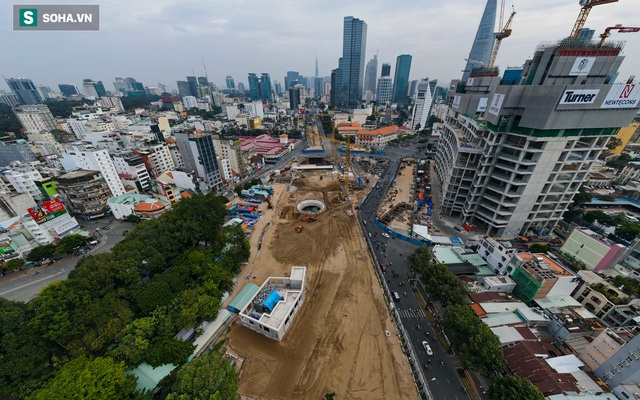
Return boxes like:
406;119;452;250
227;172;417;400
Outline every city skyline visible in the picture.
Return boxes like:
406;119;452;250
1;0;639;93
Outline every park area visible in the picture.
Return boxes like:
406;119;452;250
225;172;417;400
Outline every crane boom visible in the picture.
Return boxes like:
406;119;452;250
488;7;516;69
570;0;619;39
599;24;640;46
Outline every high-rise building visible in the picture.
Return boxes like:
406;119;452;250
177;81;192;99
58;84;79;97
237;82;245;95
186;76;199;97
289;85;303;110
226;75;236;92
434;37;640;238
12;104;57;133
285;71;302;90
248;73;260;101
314;77;323;98
364;54;378;99
174;132;222;190
113;77;128;94
0;93;20;107
392;54;412;104
260;73;272;102
334;16;367;109
330;69;337;108
410;80;433;131
381;63;391;77
36;86;53;100
5;78;42;105
376;76;393;104
462;0;497;80
315;56;319;79
274;81;283;96
82;79;107;98
408;80;419;99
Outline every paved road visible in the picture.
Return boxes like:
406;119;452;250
0;220;133;303
358;151;469;400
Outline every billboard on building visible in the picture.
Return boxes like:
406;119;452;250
601;83;640;109
477;97;488;112
27;198;67;224
452;95;461;109
488;94;505;116
569;57;596;76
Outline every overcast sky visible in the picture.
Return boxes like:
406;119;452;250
2;0;639;93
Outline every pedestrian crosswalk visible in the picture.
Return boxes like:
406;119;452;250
398;308;427;318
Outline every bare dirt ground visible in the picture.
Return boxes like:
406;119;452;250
226;171;417;400
379;161;416;234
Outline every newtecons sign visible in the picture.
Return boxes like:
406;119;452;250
27;198;67;225
601;83;640;109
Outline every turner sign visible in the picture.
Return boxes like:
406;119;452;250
601;84;640;109
559;89;599;105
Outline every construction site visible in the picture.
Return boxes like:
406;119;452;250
224;162;417;399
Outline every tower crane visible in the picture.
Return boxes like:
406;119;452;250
598;24;640;46
570;0;619;39
305;122;367;198
488;2;516;69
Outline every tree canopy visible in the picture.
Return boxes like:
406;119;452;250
3;192;248;398
166;352;238;400
27;357;139;400
488;376;544;400
443;304;506;376
408;247;465;305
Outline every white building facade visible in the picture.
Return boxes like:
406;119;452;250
61;146;126;196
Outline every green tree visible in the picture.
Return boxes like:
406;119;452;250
4;257;25;271
443;304;505;376
45;99;94;118
28;356;139;400
408;247;432;275
488;376;544;400
0;298;50;399
615;222;640;241
55;234;86;253
26;243;57;261
414;259;465;305
528;243;551;254
0;104;26;136
29;281;91;346
571;187;592;208
166;352;238;400
606;153;632;170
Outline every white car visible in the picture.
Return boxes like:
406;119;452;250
382;232;390;238
422;341;433;356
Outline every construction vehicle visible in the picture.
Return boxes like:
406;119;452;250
305;122;368;198
598;24;640;46
303;216;316;222
488;1;516;69
570;0;619;39
296;226;303;233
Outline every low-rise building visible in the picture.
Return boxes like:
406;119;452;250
560;228;627;271
511;253;580;303
354;125;399;150
107;193;169;219
239;267;306;341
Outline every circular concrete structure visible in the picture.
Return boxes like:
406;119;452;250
297;199;326;215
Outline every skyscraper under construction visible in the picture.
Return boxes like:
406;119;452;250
435;36;640;238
